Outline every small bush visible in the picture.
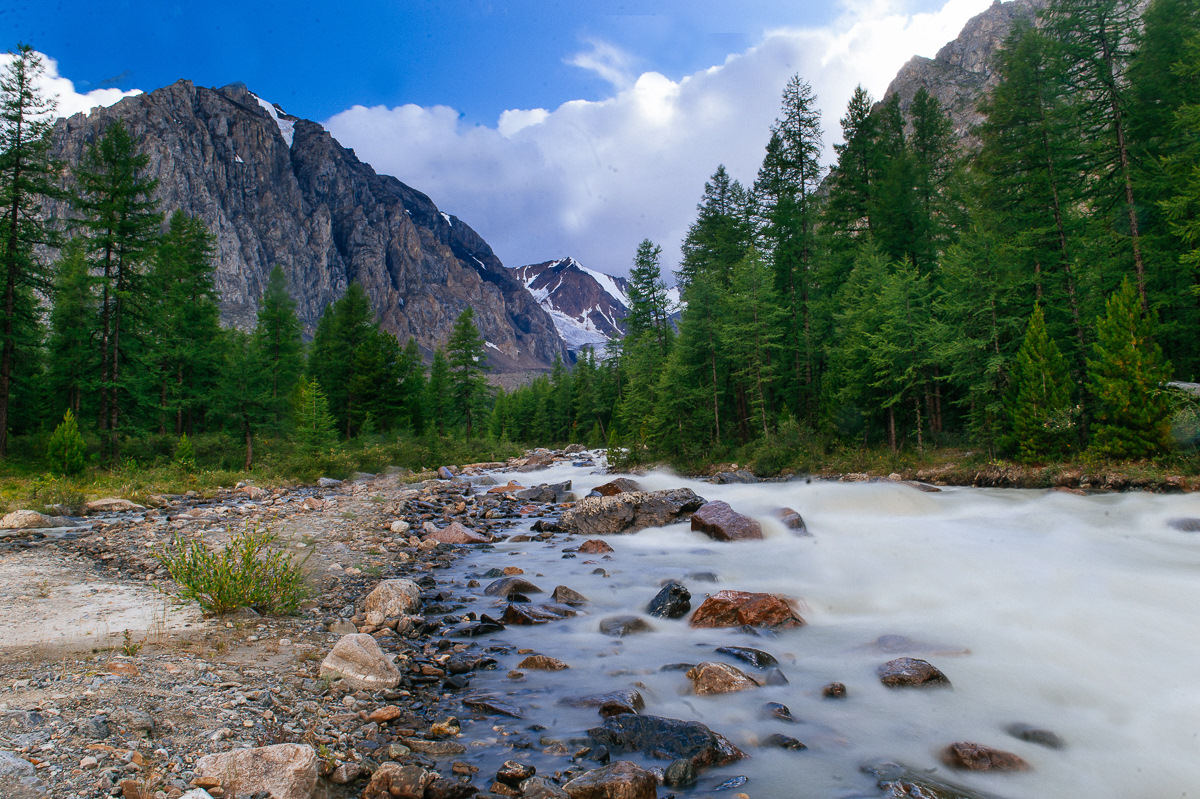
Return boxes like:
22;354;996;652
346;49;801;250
156;522;309;615
29;474;87;516
174;433;196;471
47;410;87;476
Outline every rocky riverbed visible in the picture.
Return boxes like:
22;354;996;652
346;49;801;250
6;450;1187;799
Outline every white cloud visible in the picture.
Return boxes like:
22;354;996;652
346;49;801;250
325;0;994;278
566;38;637;91
0;50;141;121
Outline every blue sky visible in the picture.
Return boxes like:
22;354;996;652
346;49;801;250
8;0;993;275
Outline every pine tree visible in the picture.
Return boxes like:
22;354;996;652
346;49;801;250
149;211;220;435
46;409;86;476
396;337;427;434
293;376;337;453
73;120;161;461
1007;304;1077;460
723;249;782;439
624;238;672;352
252;265;303;425
445;307;490;437
0;45;60;456
426;347;451;436
308;282;375;437
1087;278;1173;458
217;329;273;469
46;239;97;420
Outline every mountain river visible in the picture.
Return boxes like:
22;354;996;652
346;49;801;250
439;458;1200;798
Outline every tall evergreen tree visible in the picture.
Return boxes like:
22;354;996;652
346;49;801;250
73;120;161;460
0;45;60;455
308;282;375;437
1007;304;1076;460
1087;278;1173;458
253;265;304;424
445;306;490;437
217;329;272;469
426;347;451;436
46;239;97;420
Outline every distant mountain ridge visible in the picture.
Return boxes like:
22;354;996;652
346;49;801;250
46;80;566;372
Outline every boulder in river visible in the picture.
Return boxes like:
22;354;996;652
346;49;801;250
942;742;1031;772
563;760;658;799
84;497;146;514
712;470;758;484
502;603;578;625
714;645;777;669
560;689;645;716
589;478;642;497
1005;722;1065;749
485;576;544;597
690;501;763;541
776;507;810;535
195;743;317;799
517;654;570;670
319;633;402;690
863;761;1005;799
876;657;951;688
646;581;691;618
599;615;655;637
689;590;805;629
552;585;589;605
560;488;706;536
362;762;439;799
685;661;759;695
587;714;746;770
578;539;615;554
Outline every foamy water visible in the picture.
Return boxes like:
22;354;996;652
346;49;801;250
445;459;1200;798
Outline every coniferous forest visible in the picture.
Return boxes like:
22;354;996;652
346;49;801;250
3;0;1200;482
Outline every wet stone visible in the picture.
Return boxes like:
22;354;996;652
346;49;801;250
563;760;657;799
762;702;796;722
587;714;747;770
485;576;544;597
822;682;847;699
646;581;691;619
518;654;570;670
559;689;646;717
776;507;810;535
690;500;764;542
495;760;536;787
463;695;523;718
1006;722;1066;749
578;539;615;554
762;733;807;750
685;661;760;695
942;742;1031;772
714;645;777;669
663;758;696;788
877;657;951;688
599;615;655;637
690;590;805;629
552;585;589;605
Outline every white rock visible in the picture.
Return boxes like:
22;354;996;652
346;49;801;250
0;510;53;529
389;519;411;534
363;578;421;619
320;633;401;690
195;743;316;799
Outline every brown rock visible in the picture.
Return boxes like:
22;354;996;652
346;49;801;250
319;633;402;690
495;760;537;787
690;501;763;542
685;662;759;695
559;689;645;716
599;615;655;637
942;742;1031;772
362;762;438;799
84;497;147;514
485;576;544;596
426;521;491;544
776;507;810;535
578;539;615;554
368;705;405;724
877;657;951;688
0;510;54;529
689;590;805;629
195;743;317;799
552;585;588;605
488;481;526;494
563;761;658;799
560;488;706;536
518;655;570;670
591;478;642;497
363;578;421;621
822;682;847;699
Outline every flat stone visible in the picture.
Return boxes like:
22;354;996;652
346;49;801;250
1005;722;1065;749
463;695;523;717
84;498;146;514
195;743;317;799
942;742;1031;771
517;655;570;670
599;615;655;637
368;705;405;724
560;488;706;536
587;714;746;771
690;501;763;541
685;661;759;695
877;657;951;688
502;603;577;625
689;590;805;628
496;760;536;787
563;760;658;799
320;633;402;690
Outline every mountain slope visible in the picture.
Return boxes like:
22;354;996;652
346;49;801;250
47;80;565;372
512;258;631;351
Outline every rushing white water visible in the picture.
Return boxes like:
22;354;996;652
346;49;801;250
446;459;1200;798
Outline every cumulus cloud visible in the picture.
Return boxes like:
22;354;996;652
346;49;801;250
0;50;141;121
328;0;993;277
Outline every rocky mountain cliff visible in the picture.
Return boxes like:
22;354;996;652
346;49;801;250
882;0;1045;142
46;80;566;372
511;258;631;353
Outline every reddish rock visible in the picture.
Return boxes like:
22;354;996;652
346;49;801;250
690;501;763;541
485;576;544;596
689;590;805;629
877;657;951;688
776;507;810;535
425;521;491;544
368;705;405;724
591;478;643;497
942;742;1031;772
578;539;615;554
685;662;759;695
822;682;847;699
563;760;658;799
518;654;570;670
488;482;525;494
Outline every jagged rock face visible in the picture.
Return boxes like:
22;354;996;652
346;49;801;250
512;257;630;352
882;0;1046;143
46;80;565;372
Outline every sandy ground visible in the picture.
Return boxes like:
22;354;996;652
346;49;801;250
0;548;204;657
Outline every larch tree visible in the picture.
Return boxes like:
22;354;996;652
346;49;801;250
1007;304;1076;460
445;306;490;437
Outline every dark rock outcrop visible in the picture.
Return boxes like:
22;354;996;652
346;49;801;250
690;501;763;542
48;81;566;371
560;489;706;536
646;581;691;619
587;714;746;771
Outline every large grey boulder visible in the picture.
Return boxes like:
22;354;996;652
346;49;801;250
195;743;317;799
560;488;706;535
363;578;421;625
320;633;402;690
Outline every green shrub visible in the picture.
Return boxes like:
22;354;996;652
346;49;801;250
173;433;196;470
156;522;309;615
47;410;87;476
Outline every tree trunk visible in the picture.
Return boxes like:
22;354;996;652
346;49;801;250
244;418;253;471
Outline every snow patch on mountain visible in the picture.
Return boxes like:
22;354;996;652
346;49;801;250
253;95;295;147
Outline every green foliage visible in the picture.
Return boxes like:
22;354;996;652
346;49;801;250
47;409;86;476
294;377;337;453
1087;279;1174;458
446;307;491;437
173;433;195;470
156;522;309;615
1007;305;1077;461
